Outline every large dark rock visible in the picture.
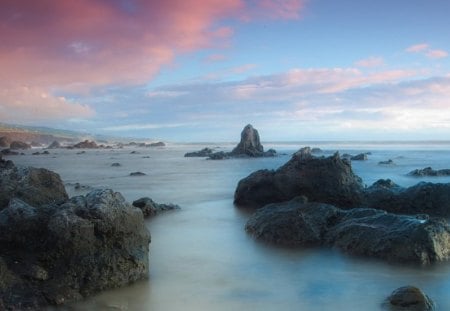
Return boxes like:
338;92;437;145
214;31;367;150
0;189;150;309
9;141;31;150
0;160;68;210
385;286;434;310
149;141;165;147
231;124;264;157
234;150;364;208
132;197;180;217
364;180;450;217
184;148;214;157
246;198;450;265
408;167;450;177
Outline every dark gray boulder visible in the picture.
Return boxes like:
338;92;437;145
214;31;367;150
246;198;450;265
0;160;68;210
0;189;150;309
234;150;364;208
408;167;450;177
132;197;180;217
9;141;31;150
385;286;434;310
130;171;146;176
184;148;214;157
231;124;264;157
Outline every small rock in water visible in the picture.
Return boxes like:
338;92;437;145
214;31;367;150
111;162;121;167
379;159;395;165
386;286;434;310
130;171;146;176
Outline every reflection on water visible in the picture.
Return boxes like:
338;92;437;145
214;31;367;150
10;142;450;310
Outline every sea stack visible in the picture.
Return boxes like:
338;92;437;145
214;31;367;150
231;124;264;157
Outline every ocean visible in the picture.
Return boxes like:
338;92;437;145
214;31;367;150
9;141;450;311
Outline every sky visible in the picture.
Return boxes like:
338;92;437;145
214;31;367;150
1;0;450;142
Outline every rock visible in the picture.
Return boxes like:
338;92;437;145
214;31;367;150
379;159;395;165
0;189;150;309
76;151;86;154
1;149;19;156
111;162;121;167
0;136;10;148
208;151;230;160
364;181;450;217
0;160;68;210
231;124;264;157
386;286;434;310
351;153;368;161
408;167;450;177
246;198;450;265
234;151;364;208
130;151;139;154
47;140;61;149
311;147;322;153
149;142;165;147
130;172;146;176
9;141;31;150
132;197;180;217
184;148;214;157
30;141;41;147
72;140;98;149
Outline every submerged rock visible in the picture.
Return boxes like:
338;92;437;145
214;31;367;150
132;197;180;217
0;185;150;309
385;286;434;310
234;150;364;208
246;198;450;265
408;167;450;177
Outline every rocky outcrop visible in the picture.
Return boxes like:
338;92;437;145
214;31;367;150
234;150;364;208
0;136;10;147
47;140;61;149
184;148;214;157
72;140;99;149
408;167;450;177
246;198;450;265
385;286;434;310
0;189;150;309
350;153;368;161
132;197;180;217
0;149;19;156
0;160;68;210
9;141;31;150
149;141;165;147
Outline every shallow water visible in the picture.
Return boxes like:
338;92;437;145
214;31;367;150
8;141;450;311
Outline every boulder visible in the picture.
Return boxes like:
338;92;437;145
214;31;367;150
47;140;61;149
149;142;165;147
0;160;68;210
9;141;31;150
231;124;264;157
130;171;146;176
408;167;450;177
184;148;214;157
234;151;364;208
386;286;434;310
132;197;180;217
246;198;450;265
379;159;395;165
0;189;150;309
111;162;121;167
351;153;368;161
72;140;98;149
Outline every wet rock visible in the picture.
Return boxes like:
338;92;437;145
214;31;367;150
408;167;450;177
149;142;165;147
0;189;150;309
234;151;364;208
1;149;19;156
208;151;230;160
72;140;98;149
130;172;146;176
0;160;68;210
184;148;214;157
311;147;322;153
132;197;180;217
9;141;31;150
47;140;61;149
351;153;368;161
386;286;434;310
111;162;121;167
246;198;450;265
379;159;395;165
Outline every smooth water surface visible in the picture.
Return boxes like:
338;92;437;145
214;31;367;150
9;141;450;311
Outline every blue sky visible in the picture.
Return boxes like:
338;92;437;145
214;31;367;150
1;0;449;141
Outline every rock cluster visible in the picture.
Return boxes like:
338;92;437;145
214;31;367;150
0;160;150;309
132;197;180;217
408;167;450;177
9;141;31;150
246;198;450;265
184;148;214;157
72;140;99;149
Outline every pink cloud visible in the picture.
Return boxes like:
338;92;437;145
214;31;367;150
426;49;448;59
405;43;429;53
354;57;385;68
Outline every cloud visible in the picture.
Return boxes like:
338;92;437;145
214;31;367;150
405;43;448;59
0;86;95;122
354;57;384;68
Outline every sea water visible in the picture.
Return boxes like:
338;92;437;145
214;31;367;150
9;141;450;311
